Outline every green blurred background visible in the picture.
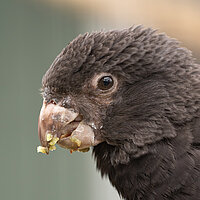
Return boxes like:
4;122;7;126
0;0;199;200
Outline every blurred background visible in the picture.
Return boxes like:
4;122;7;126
0;0;200;200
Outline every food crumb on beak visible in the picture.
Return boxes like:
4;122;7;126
37;146;48;154
46;133;53;142
70;136;82;147
37;134;59;154
78;148;90;152
49;136;59;146
49;145;56;151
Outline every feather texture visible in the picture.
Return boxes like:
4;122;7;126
42;25;200;200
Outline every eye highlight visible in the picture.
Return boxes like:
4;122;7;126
97;76;114;90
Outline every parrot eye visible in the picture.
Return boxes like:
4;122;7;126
91;73;118;96
97;76;114;90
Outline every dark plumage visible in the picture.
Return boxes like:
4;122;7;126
40;26;200;200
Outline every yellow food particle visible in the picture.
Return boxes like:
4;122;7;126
70;136;81;147
37;146;48;154
78;148;90;153
49;145;56;151
46;133;53;142
49;137;59;146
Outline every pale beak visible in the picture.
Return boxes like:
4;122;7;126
38;101;103;154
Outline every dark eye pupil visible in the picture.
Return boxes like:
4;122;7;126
98;76;113;90
103;77;112;86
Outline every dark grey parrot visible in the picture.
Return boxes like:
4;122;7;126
37;26;200;200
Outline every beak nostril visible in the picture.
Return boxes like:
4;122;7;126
48;100;57;105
